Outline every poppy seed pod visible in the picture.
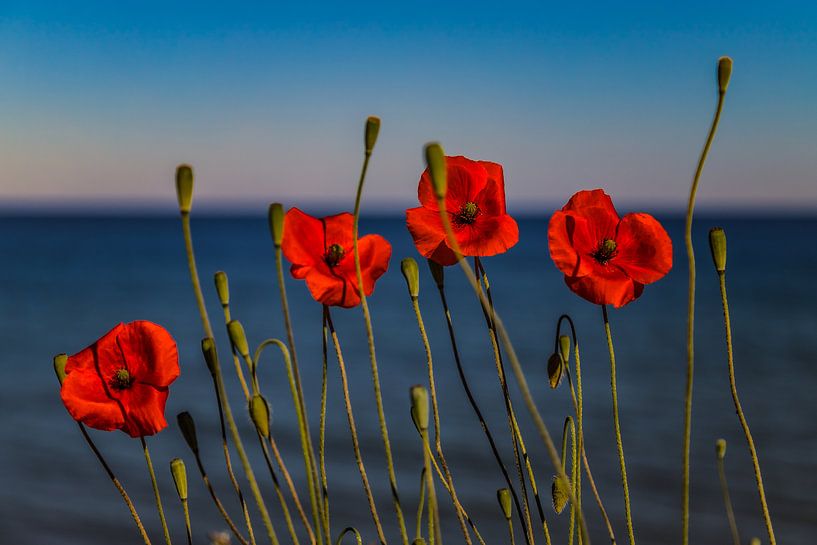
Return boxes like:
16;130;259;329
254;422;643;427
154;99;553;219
170;458;188;501
718;56;733;94
559;335;571;365
365;116;381;154
547;353;564;389
400;258;420;298
268;203;285;248
177;411;199;454
175;165;194;214
551;474;570;514
250;394;271;439
715;438;727;460
53;353;67;385
227;320;250;358
497;487;513;520
709;227;727;273
201;337;219;377
410;384;429;432
424;143;447;200
214;271;230;307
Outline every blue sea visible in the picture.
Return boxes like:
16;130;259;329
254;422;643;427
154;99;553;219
1;214;815;545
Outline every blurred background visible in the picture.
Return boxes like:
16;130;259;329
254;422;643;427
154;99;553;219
1;2;816;544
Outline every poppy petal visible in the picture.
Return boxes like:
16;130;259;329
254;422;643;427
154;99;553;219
348;234;392;296
561;189;621;243
478;161;506;213
65;323;127;380
322;212;355;250
563;263;643;308
60;369;125;432
406;206;448;259
283;208;327;267
428;240;459;266
304;267;359;308
119;383;170;437
445;157;489;210
613;213;673;285
116;321;179;388
457;214;519;257
547;211;597;277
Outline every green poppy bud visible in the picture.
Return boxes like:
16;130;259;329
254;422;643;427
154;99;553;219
250;394;271;439
551;474;570;514
559;335;571;365
214;271;230;307
401;258;420;298
53;353;68;385
177;412;199;454
227;320;250;358
268;203;285;248
365;116;381;154
410;384;429;432
424;142;447;200
547;353;564;389
715;438;727;460
175;164;194;214
412;539;427;545
170;458;188;501
497;487;512;520
709;227;727;273
201;337;219;376
718;56;733;94
427;259;444;289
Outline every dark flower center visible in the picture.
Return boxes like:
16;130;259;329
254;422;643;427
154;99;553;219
454;201;480;225
591;238;617;264
110;368;133;390
325;243;345;267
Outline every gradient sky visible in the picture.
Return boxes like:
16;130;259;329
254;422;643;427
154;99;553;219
2;1;816;212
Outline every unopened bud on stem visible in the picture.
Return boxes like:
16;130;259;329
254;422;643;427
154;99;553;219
497;488;512;520
424;143;447;200
53;353;67;385
410;384;429;432
401;258;420;298
715;438;727;460
559;335;571;364
250;394;271;439
365;116;381;154
709;227;727;273
201;337;219;376
547;353;564;389
268;203;285;248
177;412;199;454
718;56;733;94
175;165;194;214
214;271;229;306
227;320;250;359
170;458;188;500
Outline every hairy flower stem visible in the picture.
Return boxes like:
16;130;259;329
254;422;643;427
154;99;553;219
180;496;192;545
560;418;577;545
717;272;776;544
352;147;409;545
715;446;740;545
601;305;635;545
256;435;304;545
179;212;277;544
419;426;441;545
141;437;173;545
77;424;152;545
408;292;473;545
189;446;251;545
324;306;388;545
415;468;427;541
320;317;331;539
682;69;729;545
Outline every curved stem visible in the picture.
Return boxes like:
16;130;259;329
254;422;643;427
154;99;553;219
257;435;304;545
716;448;740;545
335;527;363;545
180;212;213;339
601;305;635;545
141;437;172;545
717;272;776;544
189;447;250;545
682;87;727;545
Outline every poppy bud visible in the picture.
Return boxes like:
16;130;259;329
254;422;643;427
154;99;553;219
715;438;727;460
214;271;230;306
175;164;194;214
53;353;68;385
410;384;429;432
709;227;727;273
250;394;271;439
401;258;420;298
227;320;250;359
424;142;447;200
201;337;219;377
749;538;760;545
365;116;381;155
497;487;512;520
558;335;571;364
551;474;570;514
427;259;444;289
547;353;564;389
170;458;188;501
413;539;427;545
177;412;199;454
718;56;733;94
268;203;285;248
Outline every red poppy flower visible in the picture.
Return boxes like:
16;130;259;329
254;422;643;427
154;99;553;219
406;156;519;266
60;321;180;437
282;207;392;308
548;189;672;308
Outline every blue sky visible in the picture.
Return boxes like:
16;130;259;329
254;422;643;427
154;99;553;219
1;1;816;212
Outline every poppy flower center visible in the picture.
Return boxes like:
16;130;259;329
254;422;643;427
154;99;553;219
110;368;133;390
591;238;618;265
454;201;480;225
325;243;345;267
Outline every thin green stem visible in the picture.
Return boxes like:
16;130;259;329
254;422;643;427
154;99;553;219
189;447;251;545
716;450;740;545
181;498;192;545
268;434;318;545
320;316;331;541
717;273;775;545
601;305;635;545
507;517;516;545
77;424;152;545
324;306;388;545
181;212;213;339
335;527;363;545
682;86;727;545
141;437;172;545
420;427;440;545
257;435;304;545
352;150;409;545
415;468;427;541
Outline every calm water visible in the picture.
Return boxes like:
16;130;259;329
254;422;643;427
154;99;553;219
1;214;815;545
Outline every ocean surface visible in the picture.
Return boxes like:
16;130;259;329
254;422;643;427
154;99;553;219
1;214;815;545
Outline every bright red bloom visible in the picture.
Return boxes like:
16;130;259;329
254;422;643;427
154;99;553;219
548;189;672;308
60;321;180;437
406;156;519;266
282;207;392;308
